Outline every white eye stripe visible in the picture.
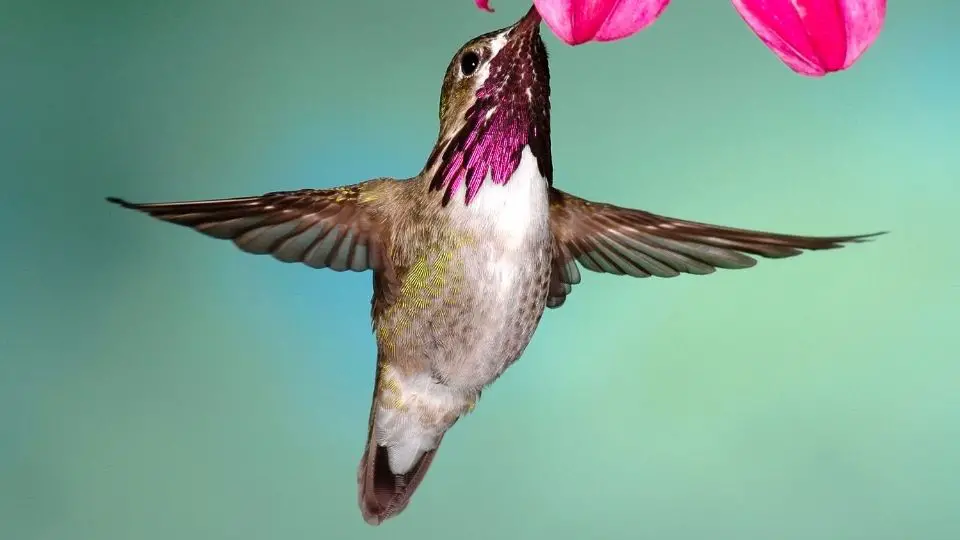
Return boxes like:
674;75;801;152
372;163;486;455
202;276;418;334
470;31;509;86
489;32;509;56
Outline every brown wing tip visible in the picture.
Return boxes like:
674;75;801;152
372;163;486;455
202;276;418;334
792;231;887;251
767;230;887;258
840;231;888;245
105;196;138;209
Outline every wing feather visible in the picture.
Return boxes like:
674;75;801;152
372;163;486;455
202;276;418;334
107;182;394;274
546;187;882;308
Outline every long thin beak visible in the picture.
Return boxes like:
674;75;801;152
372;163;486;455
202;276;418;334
511;5;542;37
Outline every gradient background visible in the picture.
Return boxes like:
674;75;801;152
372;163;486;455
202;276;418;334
3;1;958;538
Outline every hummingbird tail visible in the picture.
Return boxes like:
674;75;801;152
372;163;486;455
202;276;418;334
357;431;445;526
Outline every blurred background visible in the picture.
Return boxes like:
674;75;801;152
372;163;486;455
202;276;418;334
2;0;958;538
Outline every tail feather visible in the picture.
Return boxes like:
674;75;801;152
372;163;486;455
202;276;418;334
357;434;444;525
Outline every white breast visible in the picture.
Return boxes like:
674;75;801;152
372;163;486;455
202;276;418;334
444;145;553;339
450;145;549;250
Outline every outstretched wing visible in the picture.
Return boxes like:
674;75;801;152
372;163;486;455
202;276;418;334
546;187;882;308
107;181;394;272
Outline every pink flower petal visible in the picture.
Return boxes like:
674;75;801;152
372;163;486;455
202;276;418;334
732;0;886;76
533;0;671;45
475;0;494;12
475;1;670;46
593;0;672;42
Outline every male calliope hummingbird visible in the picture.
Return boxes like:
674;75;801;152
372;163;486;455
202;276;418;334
107;6;881;526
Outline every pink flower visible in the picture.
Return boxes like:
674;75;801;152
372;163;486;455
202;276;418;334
731;0;887;76
476;0;671;45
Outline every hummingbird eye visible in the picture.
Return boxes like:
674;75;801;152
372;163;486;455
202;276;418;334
459;51;480;77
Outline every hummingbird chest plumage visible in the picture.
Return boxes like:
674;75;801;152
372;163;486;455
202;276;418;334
379;147;552;385
370;147;552;475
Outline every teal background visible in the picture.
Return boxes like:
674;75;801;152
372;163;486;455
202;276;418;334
2;0;958;538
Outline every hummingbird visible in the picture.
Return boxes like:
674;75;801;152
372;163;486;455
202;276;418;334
107;6;880;526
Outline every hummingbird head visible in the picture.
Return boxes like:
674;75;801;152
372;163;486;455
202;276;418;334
426;6;552;205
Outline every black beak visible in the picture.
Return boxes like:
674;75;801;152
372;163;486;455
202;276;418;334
510;5;542;38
